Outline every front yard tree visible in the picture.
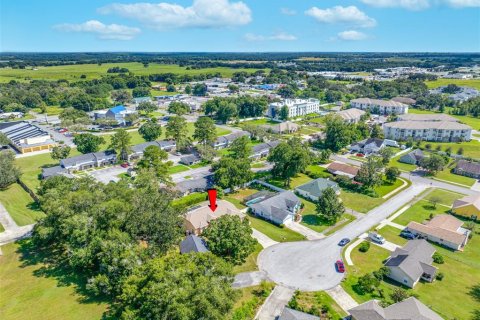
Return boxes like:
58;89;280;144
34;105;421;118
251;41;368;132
0;151;21;189
193;116;217;147
109;129;132;161
356;156;384;190
197;144;217;162
165;115;191;151
390;288;410;303
324;114;352;152
420;154;446;175
316;187;345;224
137;145;172;184
268;138;312;187
51;145;71;160
111;253;237;320
73;133;105;154
139;119;162;141
279;105;289;120
168;101;190;116
212;157;253;190
356;273;380;294
379;147;394;165
136;101;157;114
203;215;257;265
385;167;400;183
370;124;384;138
229;135;251;160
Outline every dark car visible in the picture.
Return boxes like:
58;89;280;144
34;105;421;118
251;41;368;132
335;260;345;273
338;238;350;246
400;230;416;240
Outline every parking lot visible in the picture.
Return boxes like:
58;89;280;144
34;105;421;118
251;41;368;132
87;166;128;184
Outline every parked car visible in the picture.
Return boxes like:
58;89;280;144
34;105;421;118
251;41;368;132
58;128;68;133
356;153;364;157
338;238;350;246
400;230;416;240
120;163;129;168
368;232;386;244
335;260;345;273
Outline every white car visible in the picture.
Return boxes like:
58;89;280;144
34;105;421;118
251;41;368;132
368;232;386;244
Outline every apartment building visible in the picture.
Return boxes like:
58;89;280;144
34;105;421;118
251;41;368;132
268;98;320;118
350;98;408;115
383;120;472;142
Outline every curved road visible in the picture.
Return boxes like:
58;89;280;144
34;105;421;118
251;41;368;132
258;173;478;291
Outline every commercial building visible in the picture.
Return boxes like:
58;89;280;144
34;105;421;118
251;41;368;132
335;108;366;124
268;98;320;118
0;121;56;154
383;121;472;142
350;98;408;115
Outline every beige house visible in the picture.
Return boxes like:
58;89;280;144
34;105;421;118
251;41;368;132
183;200;243;235
262;121;299;134
335;108;366;124
452;194;480;219
406;214;470;251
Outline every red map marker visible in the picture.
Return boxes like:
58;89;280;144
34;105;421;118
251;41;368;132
207;188;218;212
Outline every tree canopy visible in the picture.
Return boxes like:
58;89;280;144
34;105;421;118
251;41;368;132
165;116;191;151
139;119;162;142
0;150;21;189
73;133;105;154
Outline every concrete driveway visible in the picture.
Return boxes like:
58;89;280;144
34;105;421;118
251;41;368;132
88;166;128;184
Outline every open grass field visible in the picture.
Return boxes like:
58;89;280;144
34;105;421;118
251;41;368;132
342;227;480;319
287;291;347;319
375;178;404;197
168;164;190;174
247;214;305;242
0;63;268;82
0;242;108;320
420;140;480;159
409;107;480;130
425;78;480;90
0;184;44;226
423;188;465;206
339;191;385;213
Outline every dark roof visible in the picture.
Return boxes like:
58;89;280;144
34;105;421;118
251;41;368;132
180;154;201;164
175;175;213;193
385;240;436;281
41;165;67;179
251;140;281;155
180;235;209;254
278;307;320;320
455;160;480;175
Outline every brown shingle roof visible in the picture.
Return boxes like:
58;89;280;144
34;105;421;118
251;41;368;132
327;162;359;177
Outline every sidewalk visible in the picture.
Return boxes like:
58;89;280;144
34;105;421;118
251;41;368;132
0;202;35;245
325;285;358;313
255;285;295;320
252;228;278;248
284;221;324;240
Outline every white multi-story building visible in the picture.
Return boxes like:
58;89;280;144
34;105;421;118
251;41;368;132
350;98;409;115
383;121;472;142
268;98;320;118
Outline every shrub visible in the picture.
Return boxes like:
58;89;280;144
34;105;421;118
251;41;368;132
436;272;445;281
359;241;370;253
433;252;444;264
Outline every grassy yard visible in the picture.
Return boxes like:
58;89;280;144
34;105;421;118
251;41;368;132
287;291;347;319
339;191;385;213
425;78;480;90
423;188;465;206
168;164;190;174
377;225;408;246
0;242;108;320
375;178;404;198
388;154;417;172
419;140;480;160
433;162;477;187
229;283;275;320
247;214;305;242
237;118;278;127
224;188;260;210
299;198;355;234
409;106;480;130
323;214;356;236
0;63;267;82
0;184;44;226
232;243;263;274
267;173;313;189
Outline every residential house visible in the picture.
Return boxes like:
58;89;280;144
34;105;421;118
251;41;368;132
183;200;242;235
268;98;321;119
399;149;425;165
130;140;176;159
350;138;393;155
180;235;209;254
406;214;470;251
383;121;472;142
0;112;24;119
132;96;152;107
295;178;340;201
336;108;366;124
105;105;137;125
249;140;280;160
347;297;443;320
262;121;299;134
59;150;117;173
212;131;250;149
453;160;480;179
248;190;301;225
0;121;56;154
175;175;214;196
350;98;408;115
452;194;480;219
278;307;320;320
41;165;69;179
180;154;201;166
327;162;359;179
384;239;437;288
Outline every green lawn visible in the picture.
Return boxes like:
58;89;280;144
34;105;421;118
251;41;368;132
247;214;305;242
377;225;408;246
168;164;190;174
305;165;332;178
425;78;480;90
323;214;356;236
237;118;278;127
433;162;477;187
0;184;44;226
389;154;417;172
0;63;268;82
0;242;108;320
339;191;385;213
423;188;465;206
0;222;4;232
232;243;263;274
375;178;404;197
299;198;355;234
224;188;260;210
287;291;347;319
229;283;274;320
409;106;480;130
267;173;313;189
420;140;480;160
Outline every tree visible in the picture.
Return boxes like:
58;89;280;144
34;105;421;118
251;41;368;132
166;84;176;92
316;187;345;224
385;167;400;183
168;101;190;116
324;114;352;152
59;107;91;130
457;147;464;155
184;84;192;94
277;86;295;99
193;116;217;147
229;135;251;160
132;86;150;98
356;273;380;294
203;215;257;264
429;196;442;209
165;116;191;151
193;83;208;96
420;154;446;175
432;252;444;264
136;101;157;114
0;133;10;146
111;253;237;320
355;156;384;190
111;89;132;104
213;157;253;190
73;133;105;154
139;119;162;141
379;147;394;165
390;288;410;303
318;149;332;164
109;129;132;161
268;138;312;187
51;145;71;160
279;105;289;120
196;144;217;162
137;146;172;184
370;124;384;139
0;151;21;189
216;101;237;123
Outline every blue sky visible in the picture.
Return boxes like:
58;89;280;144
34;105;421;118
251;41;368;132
1;0;479;52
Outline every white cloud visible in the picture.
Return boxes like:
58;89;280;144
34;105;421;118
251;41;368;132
280;8;297;15
337;30;368;41
244;32;297;42
54;20;141;40
98;0;252;29
305;6;376;28
361;0;430;10
445;0;480;7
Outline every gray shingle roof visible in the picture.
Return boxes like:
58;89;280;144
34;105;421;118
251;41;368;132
41;165;67;179
175;175;213;194
180;235;209;254
278;307;320;320
385;240;436;281
295;178;339;198
249;190;300;222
